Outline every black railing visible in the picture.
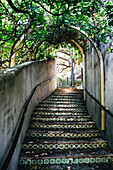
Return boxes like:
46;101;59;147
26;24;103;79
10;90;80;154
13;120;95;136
83;87;113;118
0;75;55;170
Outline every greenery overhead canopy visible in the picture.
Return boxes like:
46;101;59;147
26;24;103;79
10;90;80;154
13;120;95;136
0;0;113;69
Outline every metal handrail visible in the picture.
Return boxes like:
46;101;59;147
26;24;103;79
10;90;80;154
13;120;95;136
0;75;55;170
83;87;113;118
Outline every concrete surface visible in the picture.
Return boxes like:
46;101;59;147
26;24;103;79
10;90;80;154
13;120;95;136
85;41;100;129
0;60;56;170
85;40;113;150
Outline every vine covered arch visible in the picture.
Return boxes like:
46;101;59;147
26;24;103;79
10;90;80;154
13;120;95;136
1;1;113;169
7;23;106;130
1;0;111;130
68;26;105;130
50;25;104;130
1;0;112;69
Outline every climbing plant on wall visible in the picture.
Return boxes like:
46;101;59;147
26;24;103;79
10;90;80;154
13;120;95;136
0;0;113;69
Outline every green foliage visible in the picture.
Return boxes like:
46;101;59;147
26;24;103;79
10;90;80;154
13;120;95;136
75;79;81;87
0;0;113;69
74;49;83;65
58;77;62;83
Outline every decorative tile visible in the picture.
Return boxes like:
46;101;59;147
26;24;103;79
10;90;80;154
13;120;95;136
36;108;86;111
43;101;84;104
39;104;85;108
19;90;113;169
19;156;113;165
44;159;49;164
50;159;55;164
47;98;83;101
52;93;83;95
51;95;83;98
33;112;87;116
31;117;90;122
26;131;100;138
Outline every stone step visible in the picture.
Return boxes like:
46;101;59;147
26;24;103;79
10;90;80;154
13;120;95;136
45;98;84;101
55;90;83;93
34;110;88;114
54;90;83;93
35;107;87;112
56;88;83;92
29;122;96;130
50;95;83;99
42;100;85;104
20;147;109;158
21;139;107;151
51;93;83;96
21;148;109;158
31;115;91;122
53;90;83;93
18;88;113;170
32;112;87;116
19;152;113;167
38;104;86;108
19;163;113;170
26;130;100;139
55;89;83;92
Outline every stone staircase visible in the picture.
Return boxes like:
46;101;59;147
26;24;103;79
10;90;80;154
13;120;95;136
18;88;113;170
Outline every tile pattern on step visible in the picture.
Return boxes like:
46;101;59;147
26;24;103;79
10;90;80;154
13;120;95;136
18;88;113;170
19;155;113;166
31;116;91;122
22;141;107;150
30;122;96;129
26;130;100;139
32;112;87;116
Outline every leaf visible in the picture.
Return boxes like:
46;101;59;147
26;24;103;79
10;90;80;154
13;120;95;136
44;26;47;31
92;34;94;38
94;14;97;17
102;29;105;34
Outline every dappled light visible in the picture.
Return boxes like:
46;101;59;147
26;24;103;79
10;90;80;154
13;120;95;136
1;1;113;170
0;0;113;69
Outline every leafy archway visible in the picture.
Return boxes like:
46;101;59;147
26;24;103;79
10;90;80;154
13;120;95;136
0;0;113;69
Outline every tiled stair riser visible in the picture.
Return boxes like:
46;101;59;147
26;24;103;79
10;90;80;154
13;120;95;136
19;156;113;166
22;142;107;150
46;98;84;101
29;123;96;129
26;131;100;138
32;112;87;116
18;89;113;169
31;117;91;122
37;103;86;106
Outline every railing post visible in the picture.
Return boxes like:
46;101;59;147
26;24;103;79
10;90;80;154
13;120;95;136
83;54;86;101
71;52;74;87
100;56;105;131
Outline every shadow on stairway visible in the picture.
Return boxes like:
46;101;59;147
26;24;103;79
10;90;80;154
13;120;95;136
18;88;113;170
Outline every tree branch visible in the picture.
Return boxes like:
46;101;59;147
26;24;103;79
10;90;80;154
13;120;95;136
60;49;71;56
7;0;33;20
0;58;11;66
58;56;71;66
57;63;70;67
33;0;70;16
60;66;70;73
